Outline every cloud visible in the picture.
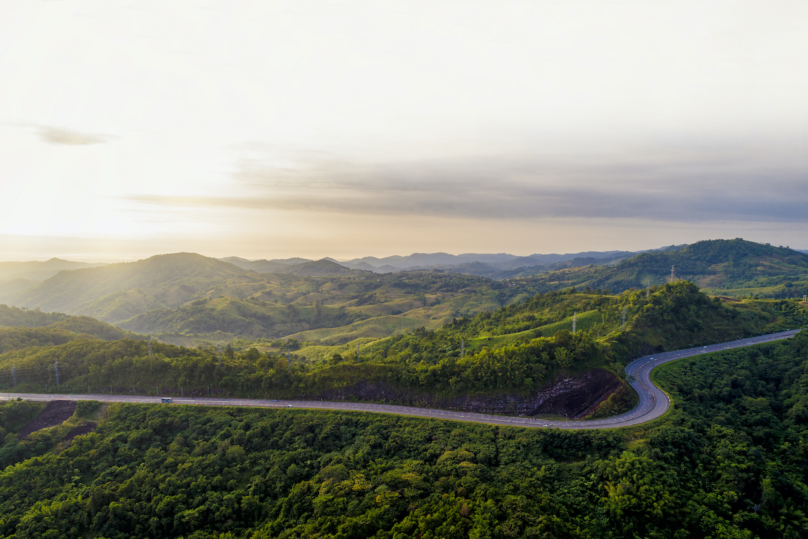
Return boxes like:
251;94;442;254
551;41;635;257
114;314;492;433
124;147;808;224
39;127;111;146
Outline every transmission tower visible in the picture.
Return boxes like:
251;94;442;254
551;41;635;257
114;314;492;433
670;265;676;283
572;312;577;335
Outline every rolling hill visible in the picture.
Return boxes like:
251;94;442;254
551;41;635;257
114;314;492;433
116;296;363;339
13;253;251;321
522;239;808;298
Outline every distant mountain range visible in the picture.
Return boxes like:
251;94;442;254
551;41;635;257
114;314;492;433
0;238;804;343
218;245;687;278
0;258;103;281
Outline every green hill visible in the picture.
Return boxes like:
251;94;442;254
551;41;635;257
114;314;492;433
523;239;808;298
14;253;252;321
2;282;804;408
0;305;136;354
117;296;362;339
278;259;365;277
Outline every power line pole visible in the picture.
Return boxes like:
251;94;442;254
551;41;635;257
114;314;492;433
461;338;465;360
572;312;577;335
670;265;676;283
55;360;59;388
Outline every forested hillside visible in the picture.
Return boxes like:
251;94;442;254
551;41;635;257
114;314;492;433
118;296;364;340
0;306;138;355
1;332;807;538
520;239;808;298
1;283;803;414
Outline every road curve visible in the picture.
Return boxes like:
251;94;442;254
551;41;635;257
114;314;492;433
1;329;800;431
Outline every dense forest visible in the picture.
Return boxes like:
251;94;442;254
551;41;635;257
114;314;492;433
0;331;806;537
0;283;804;410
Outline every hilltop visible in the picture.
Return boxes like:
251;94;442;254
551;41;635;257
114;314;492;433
523;239;808;298
13;253;252;321
0;304;137;354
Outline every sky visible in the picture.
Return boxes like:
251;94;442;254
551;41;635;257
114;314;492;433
1;0;806;262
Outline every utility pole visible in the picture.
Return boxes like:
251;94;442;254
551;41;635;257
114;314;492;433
12;365;16;388
461;338;465;360
621;308;627;331
670;265;676;284
55;360;59;388
572;312;577;335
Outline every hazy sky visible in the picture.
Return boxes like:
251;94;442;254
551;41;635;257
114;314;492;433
1;0;806;261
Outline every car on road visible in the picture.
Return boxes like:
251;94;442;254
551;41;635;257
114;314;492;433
161;398;172;404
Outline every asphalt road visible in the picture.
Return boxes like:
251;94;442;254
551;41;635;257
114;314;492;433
1;329;801;430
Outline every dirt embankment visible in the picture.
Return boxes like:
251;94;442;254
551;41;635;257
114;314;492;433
306;368;625;419
17;400;77;440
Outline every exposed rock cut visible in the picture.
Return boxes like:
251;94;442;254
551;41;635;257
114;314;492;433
305;368;624;419
16;400;77;440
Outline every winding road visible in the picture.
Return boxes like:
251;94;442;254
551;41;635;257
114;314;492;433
1;329;801;430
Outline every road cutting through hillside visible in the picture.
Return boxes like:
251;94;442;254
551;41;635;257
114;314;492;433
1;329;801;430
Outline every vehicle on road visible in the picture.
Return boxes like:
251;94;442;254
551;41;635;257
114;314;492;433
161;398;172;404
